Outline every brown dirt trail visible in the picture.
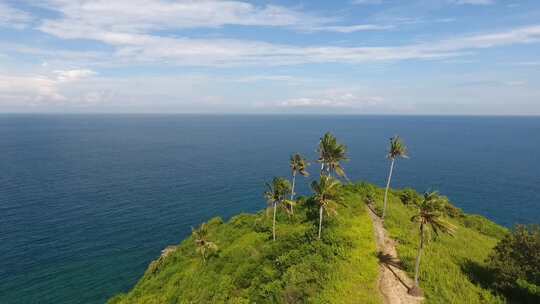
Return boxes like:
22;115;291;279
366;206;423;304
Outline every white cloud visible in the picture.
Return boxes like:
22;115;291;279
450;0;495;5
54;69;97;82
0;69;97;105
0;75;66;104
232;75;299;83
37;0;329;32
0;2;33;29
307;24;394;33
279;89;384;108
37;0;386;33
514;61;540;66
33;23;540;67
36;0;396;37
28;0;540;68
351;0;384;5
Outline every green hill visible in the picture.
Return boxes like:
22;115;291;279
109;183;507;304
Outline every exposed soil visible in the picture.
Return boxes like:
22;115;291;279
367;206;424;304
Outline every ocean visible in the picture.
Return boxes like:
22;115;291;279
1;114;539;303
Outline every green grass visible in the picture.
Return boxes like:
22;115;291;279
109;182;510;304
361;184;507;304
108;186;382;304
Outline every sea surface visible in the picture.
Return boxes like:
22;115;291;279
1;114;539;303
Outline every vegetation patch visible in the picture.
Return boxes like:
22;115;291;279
108;186;381;304
359;184;506;304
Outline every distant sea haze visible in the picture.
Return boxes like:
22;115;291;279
1;114;539;304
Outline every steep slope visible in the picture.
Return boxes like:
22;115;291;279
363;184;507;304
109;185;382;304
109;183;507;304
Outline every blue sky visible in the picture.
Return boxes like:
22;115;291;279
0;0;539;114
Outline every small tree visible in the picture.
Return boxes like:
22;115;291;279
192;223;218;263
311;175;341;239
487;225;540;301
289;153;310;213
264;177;292;241
409;191;456;296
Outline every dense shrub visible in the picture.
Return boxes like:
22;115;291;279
397;188;422;205
487;225;540;302
443;201;464;218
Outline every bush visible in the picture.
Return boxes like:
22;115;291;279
443;202;464;218
398;188;422;205
487;225;540;302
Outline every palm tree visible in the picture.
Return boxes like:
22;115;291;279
192;223;218;263
264;177;292;241
311;175;341;239
317;132;348;178
289;153;310;208
409;191;456;296
382;136;408;221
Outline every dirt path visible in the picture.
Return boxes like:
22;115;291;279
366;206;423;304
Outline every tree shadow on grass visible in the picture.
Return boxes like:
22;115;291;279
460;259;495;290
459;259;537;303
377;251;412;290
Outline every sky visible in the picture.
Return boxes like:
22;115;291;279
0;0;539;115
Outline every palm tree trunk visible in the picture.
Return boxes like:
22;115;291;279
414;224;424;287
290;171;296;214
318;206;323;239
272;201;277;241
320;162;324;175
382;158;395;220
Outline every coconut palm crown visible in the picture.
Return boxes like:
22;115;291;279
317;132;348;178
388;136;408;160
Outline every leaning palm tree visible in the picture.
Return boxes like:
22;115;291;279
264;177;292;241
289;153;310;205
192;223;218;263
382;136;408;221
311;175;341;239
409;191;456;296
317;132;348;178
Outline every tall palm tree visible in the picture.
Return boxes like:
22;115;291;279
382;136;408;220
264;177;292;241
317;132;348;178
289;153;310;207
311;175;341;239
192;223;218;263
409;191;456;296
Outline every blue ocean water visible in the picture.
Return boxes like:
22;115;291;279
0;114;539;304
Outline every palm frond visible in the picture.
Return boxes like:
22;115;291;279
388;135;408;159
411;191;456;241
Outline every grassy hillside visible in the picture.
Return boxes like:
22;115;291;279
360;183;507;304
109;185;382;304
109;183;508;304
